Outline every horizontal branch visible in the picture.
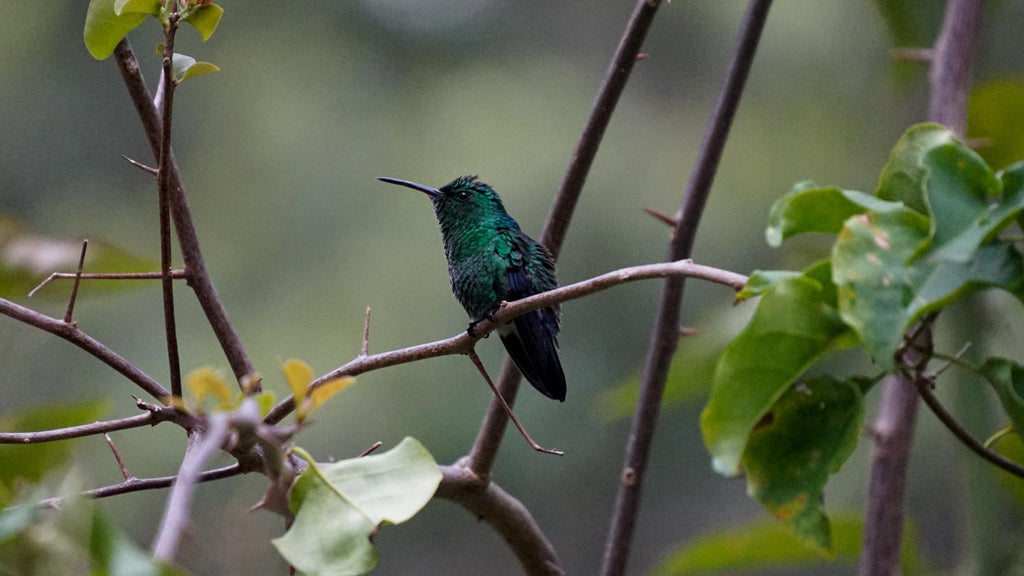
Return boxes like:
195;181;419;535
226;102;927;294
29;270;186;298
264;259;747;424
0;297;170;400
0;405;190;444
35;464;244;509
436;463;564;576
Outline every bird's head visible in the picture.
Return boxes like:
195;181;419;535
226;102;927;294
377;175;513;229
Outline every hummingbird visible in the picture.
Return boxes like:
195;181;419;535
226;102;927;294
378;175;566;402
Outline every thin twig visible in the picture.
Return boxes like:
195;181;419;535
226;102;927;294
359;441;383;457
436;463;564;576
152;414;230;562
916;380;1024;479
105;434;133;480
263;259;747;424
642;207;678;227
0;408;188;444
113;39;256;385
63;240;88;324
29;270;187;298
600;3;773;575
35;464;243;509
890;47;934;62
468;0;666;477
361;307;371;357
157;18;183;399
0;297;170;400
467;351;562;456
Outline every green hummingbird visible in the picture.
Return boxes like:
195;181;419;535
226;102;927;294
378;175;566;402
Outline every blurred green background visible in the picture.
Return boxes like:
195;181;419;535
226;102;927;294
3;1;1024;574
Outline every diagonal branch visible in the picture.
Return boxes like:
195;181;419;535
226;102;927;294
35;464;243;509
600;2;773;575
112;39;255;386
467;0;667;479
436;463;564;576
0;297;169;400
263;259;746;425
0;406;191;444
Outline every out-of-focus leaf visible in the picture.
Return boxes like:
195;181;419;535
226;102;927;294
255;391;277;418
969;80;1024;170
870;0;920;47
182;3;224;41
170;53;219;84
650;513;922;575
741;376;863;552
309;377;355;414
186;367;234;412
85;505;181;576
273;439;442;576
701;275;854;476
0;400;109;492
84;0;149;60
0;215;155;300
991;433;1024;510
283;358;314;422
979;358;1024;441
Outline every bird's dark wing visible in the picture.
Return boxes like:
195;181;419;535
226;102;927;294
500;263;566;401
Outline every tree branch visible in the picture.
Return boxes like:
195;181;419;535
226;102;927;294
0;297;169;400
0;405;190;444
436;463;564;576
859;1;984;574
467;0;667;479
264;259;746;425
36;464;244;509
152;415;230;562
112;39;255;386
599;2;773;575
29;270;186;298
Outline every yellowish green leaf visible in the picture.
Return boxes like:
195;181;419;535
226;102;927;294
186;367;233;411
309;377;355;414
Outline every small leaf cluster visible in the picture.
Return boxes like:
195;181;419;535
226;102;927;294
84;0;222;83
701;123;1024;553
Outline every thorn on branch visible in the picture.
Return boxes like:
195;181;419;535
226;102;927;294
678;326;700;337
63;240;88;324
359;441;383;457
636;53;649;61
890;47;934;62
642;207;678;227
361;307;371;357
121;154;159;176
105;433;134;481
28;270;187;298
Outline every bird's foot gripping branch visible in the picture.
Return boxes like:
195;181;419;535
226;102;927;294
702;122;1024;552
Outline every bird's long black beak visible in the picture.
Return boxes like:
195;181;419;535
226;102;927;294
377;177;439;197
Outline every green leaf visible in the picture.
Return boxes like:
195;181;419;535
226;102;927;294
183;3;224;41
113;0;160;16
876;123;957;215
979;358;1024;440
765;183;871;246
86;506;181;576
990;433;1024;511
969;80;1024;170
741;376;864;552
0;400;109;492
870;0;920;47
701;274;854;476
650;513;922;576
84;0;149;60
273;438;442;576
832;205;1024;367
171;53;219;84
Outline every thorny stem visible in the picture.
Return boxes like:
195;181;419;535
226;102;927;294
599;2;772;575
858;1;984;575
467;0;666;480
0;407;190;444
37;464;244;509
29;270;187;298
158;16;183;398
113;39;256;386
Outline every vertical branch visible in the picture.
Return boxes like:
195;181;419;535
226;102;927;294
859;1;983;575
158;15;183;398
599;2;773;576
467;0;665;478
112;39;256;386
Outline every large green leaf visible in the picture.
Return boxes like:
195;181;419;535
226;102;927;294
701;274;854;476
84;0;150;60
650;513;922;576
876;123;956;215
182;3;224;41
0;400;109;493
741;376;864;552
272;438;442;576
969;80;1024;171
979;358;1024;440
764;183;907;247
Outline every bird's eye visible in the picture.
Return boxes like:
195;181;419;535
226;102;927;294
457;190;470;200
